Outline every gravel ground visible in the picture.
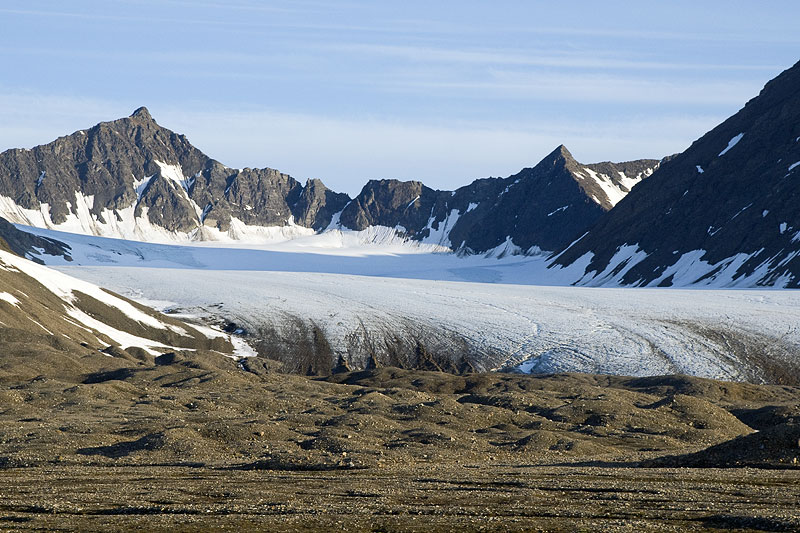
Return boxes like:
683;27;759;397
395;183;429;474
1;354;798;531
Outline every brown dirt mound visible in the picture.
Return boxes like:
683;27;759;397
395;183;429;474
647;422;800;469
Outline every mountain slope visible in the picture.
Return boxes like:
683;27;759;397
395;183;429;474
0;222;239;379
336;146;660;255
553;59;800;288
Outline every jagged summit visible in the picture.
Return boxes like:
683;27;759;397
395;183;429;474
331;146;659;254
551;144;576;160
529;145;661;211
532;145;579;172
130;106;154;121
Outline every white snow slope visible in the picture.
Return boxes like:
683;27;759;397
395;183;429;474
20;224;800;383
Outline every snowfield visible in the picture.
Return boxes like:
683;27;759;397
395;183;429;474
20;224;800;383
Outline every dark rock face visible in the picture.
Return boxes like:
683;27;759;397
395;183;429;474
293;179;351;230
554;59;800;287
339;180;446;237
0;108;348;237
338;146;659;254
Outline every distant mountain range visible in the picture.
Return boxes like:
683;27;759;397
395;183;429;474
0;107;659;255
1;59;799;287
338;146;659;255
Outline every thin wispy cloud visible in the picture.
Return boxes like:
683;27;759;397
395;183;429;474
498;24;800;45
382;71;760;106
333;43;782;72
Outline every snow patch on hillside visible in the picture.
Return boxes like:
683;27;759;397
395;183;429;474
0;249;185;332
571;245;795;289
574;164;653;208
0;292;20;307
616;167;652;191
547;206;569;216
575;245;648;286
0;190;321;245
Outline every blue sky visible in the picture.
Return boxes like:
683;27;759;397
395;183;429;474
1;1;798;194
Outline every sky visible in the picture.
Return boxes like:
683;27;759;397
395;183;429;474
1;1;798;195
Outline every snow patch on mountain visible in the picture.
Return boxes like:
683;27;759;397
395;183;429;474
324;208;346;231
0;189;321;244
547;206;569;216
0;195;54;229
578;167;627;207
572;166;650;208
194;215;316;243
422;209;461;248
731;203;752;220
134;174;155;199
570;244;796;289
719;133;744;156
575;245;649;286
154;160;193;193
617;167;653;191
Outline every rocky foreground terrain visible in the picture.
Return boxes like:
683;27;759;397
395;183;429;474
1;346;798;531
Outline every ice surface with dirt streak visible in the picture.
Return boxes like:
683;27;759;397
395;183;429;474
23;225;800;383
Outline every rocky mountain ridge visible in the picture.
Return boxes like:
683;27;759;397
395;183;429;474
0;108;658;254
336;145;659;256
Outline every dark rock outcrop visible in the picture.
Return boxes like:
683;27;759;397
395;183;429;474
0;217;70;264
